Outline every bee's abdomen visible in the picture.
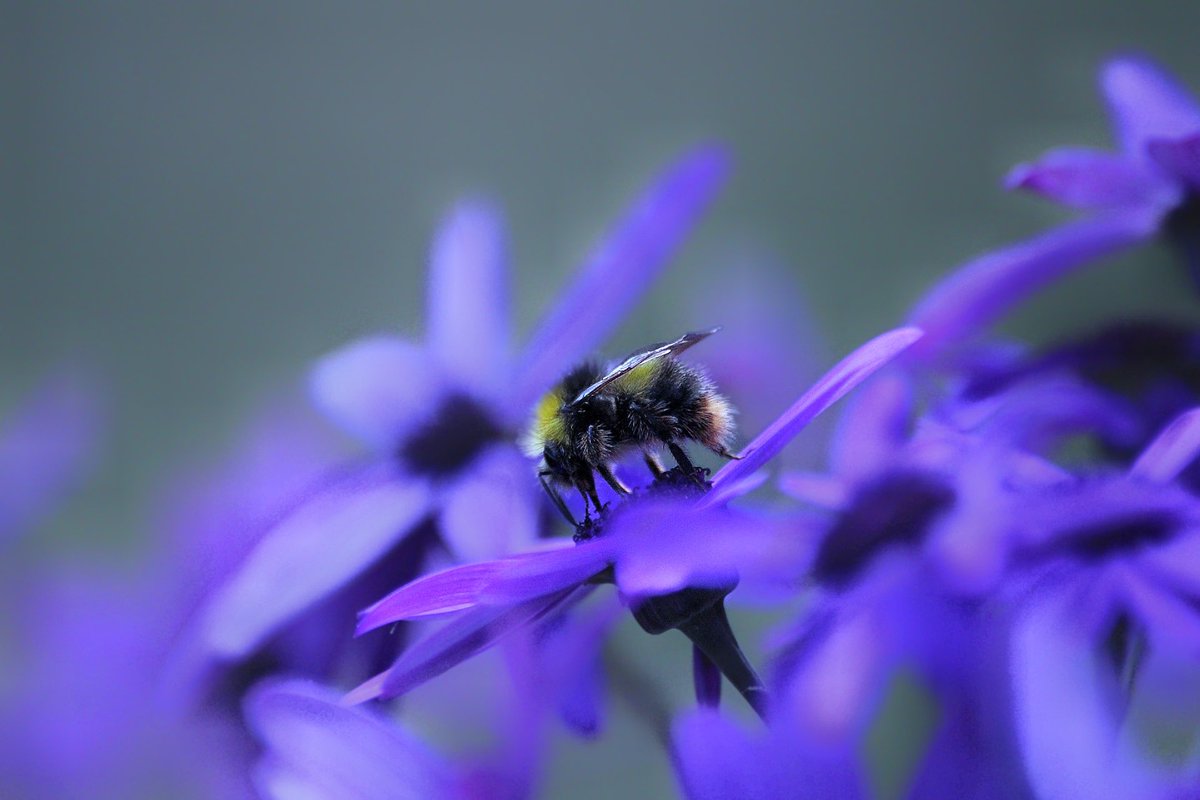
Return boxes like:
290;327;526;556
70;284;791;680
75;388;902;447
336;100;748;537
625;360;734;450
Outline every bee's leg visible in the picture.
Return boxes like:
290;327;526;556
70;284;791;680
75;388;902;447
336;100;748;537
539;471;578;527
596;463;630;496
578;472;604;517
643;450;666;479
668;441;697;473
709;445;744;461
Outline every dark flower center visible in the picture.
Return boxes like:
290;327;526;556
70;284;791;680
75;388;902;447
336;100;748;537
1165;192;1200;290
814;470;955;586
1059;510;1177;562
399;393;504;478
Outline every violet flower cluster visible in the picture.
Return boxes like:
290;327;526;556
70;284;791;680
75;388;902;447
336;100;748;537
5;52;1200;800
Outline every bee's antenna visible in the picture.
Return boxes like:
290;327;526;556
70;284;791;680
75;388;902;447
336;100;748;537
539;472;578;528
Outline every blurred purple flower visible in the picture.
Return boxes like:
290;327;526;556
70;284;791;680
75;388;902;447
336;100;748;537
909;55;1199;359
0;367;104;542
1006;408;1200;799
172;146;731;694
346;326;922;705
0;560;255;799
774;351;1200;799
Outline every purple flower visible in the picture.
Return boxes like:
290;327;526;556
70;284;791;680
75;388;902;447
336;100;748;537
908;55;1200;360
0;367;104;543
171;146;731;692
346;326;922;707
1004;408;1200;799
0;559;255;799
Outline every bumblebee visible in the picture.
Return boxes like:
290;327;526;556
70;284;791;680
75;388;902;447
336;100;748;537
523;328;738;525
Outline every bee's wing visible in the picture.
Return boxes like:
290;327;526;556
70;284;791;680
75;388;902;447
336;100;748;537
569;327;720;406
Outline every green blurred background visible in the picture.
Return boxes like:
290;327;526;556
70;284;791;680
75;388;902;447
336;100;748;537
6;2;1200;797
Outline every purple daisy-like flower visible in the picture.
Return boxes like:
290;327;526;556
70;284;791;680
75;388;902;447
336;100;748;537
909;55;1200;359
1004;408;1200;799
346;326;922;712
172;146;730;693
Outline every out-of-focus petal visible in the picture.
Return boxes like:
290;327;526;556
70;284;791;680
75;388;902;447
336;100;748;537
351;587;587;702
438;446;538;563
356;541;610;634
779;604;887;747
779;471;851;509
907;211;1160;361
1147;133;1200;192
1138;531;1200;599
198;464;430;660
246;679;458;800
1102;56;1200;157
828;372;912;483
512;145;731;416
0;368;104;542
671;709;868;800
541;595;624;737
1116;567;1200;652
426;199;510;393
1131;407;1200;483
671;710;771;800
309;336;441;451
1010;587;1169;800
704;327;923;508
1005;147;1179;210
948;375;1141;451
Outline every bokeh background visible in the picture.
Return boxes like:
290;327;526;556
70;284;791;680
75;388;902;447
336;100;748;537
6;2;1200;797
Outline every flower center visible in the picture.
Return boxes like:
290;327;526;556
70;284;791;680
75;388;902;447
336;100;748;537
1060;510;1176;561
814;470;955;586
1165;192;1200;288
399;393;504;478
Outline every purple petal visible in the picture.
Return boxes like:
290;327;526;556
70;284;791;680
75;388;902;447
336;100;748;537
671;710;769;800
309;336;441;451
1102;56;1200;157
779;471;850;509
512;145;731;416
352;587;586;701
703;327;923;508
1005;147;1179;210
1147;133;1200;191
906;211;1159;361
1131;407;1200;484
438;446;538;563
541;595;623;736
610;501;816;597
671;709;868;800
1117;567;1200;652
246;679;457;800
426;199;511;393
780;601;889;745
198;464;430;659
1138;531;1200;599
357;541;610;634
828;372;912;483
0;368;104;542
1010;587;1166;800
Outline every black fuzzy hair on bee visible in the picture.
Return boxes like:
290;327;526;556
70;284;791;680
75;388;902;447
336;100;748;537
523;328;737;526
